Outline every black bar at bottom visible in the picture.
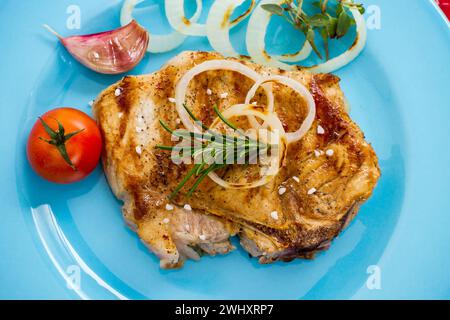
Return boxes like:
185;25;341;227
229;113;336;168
0;300;447;318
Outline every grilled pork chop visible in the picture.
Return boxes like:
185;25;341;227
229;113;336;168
93;51;380;269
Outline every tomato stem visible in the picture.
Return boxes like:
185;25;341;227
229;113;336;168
38;117;84;171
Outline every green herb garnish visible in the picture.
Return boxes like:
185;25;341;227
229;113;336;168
262;0;365;60
38;117;84;170
157;105;271;199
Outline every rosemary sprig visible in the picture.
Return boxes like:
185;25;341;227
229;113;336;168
156;105;271;199
262;0;365;60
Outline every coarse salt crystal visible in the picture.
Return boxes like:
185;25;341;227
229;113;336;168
115;88;122;96
308;188;317;195
326;149;334;156
88;100;94;107
168;97;176;103
199;234;206;241
93;51;100;59
270;211;279;220
292;176;300;183
162;218;170;224
135;146;142;155
176;118;181;125
220;92;229;99
118;112;124;119
184;204;192;211
278;187;287;195
165;204;174;211
206;88;212;95
317;125;325;135
314;150;321;157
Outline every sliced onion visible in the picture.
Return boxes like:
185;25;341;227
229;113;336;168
206;0;256;57
273;2;312;63
175;59;273;133
121;0;202;53
207;104;287;189
245;75;316;144
229;0;256;27
165;0;207;36
308;8;367;74
246;0;311;70
120;0;143;24
274;41;312;63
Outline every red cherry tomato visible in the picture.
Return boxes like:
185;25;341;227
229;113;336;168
27;108;102;184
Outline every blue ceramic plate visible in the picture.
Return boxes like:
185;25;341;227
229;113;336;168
1;0;449;299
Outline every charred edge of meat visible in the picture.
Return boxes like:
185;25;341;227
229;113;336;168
240;201;362;264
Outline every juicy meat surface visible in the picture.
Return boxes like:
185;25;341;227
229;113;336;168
93;51;380;269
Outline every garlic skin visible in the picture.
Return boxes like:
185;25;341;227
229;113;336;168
45;20;149;74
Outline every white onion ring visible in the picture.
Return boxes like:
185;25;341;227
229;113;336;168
165;0;207;36
245;75;316;144
207;104;287;189
246;0;312;70
274;1;312;63
175;59;274;133
308;8;367;74
206;0;256;57
120;0;202;53
274;42;312;63
229;0;256;27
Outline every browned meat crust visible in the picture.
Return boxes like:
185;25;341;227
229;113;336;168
93;51;380;268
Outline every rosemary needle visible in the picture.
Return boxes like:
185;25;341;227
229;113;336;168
157;105;271;199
